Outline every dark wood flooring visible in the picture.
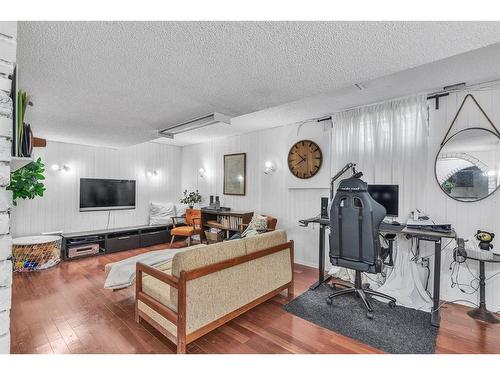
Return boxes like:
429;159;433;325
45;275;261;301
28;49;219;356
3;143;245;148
9;242;500;354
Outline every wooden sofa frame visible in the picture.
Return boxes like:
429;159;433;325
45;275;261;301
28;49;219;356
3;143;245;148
135;240;294;354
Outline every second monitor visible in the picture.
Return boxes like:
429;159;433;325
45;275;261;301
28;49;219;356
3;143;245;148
367;184;399;217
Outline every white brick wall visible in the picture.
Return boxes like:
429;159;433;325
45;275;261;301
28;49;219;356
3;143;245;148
0;235;12;261
0;20;15;354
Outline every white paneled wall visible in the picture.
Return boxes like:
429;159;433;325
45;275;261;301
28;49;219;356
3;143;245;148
182;87;500;311
181;123;331;268
422;88;500;312
0;21;15;354
11;140;182;236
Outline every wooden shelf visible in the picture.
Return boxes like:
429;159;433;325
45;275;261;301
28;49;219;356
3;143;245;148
206;220;231;230
10;156;33;172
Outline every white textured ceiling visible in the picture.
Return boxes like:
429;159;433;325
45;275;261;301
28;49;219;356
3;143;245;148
18;21;500;148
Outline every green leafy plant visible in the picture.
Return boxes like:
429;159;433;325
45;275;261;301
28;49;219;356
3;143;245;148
180;189;202;208
7;157;46;205
441;180;455;194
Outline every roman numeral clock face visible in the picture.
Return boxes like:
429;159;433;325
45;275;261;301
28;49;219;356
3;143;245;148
287;140;323;179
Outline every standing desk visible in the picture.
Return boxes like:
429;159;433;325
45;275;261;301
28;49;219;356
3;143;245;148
299;217;456;327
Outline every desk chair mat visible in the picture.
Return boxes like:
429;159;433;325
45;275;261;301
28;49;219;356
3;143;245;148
284;284;438;354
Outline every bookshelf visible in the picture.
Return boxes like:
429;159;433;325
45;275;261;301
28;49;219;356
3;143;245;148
201;208;253;240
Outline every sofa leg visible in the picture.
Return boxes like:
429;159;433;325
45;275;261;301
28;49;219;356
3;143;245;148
287;284;294;300
177;340;186;354
170;236;175;246
187;236;191;247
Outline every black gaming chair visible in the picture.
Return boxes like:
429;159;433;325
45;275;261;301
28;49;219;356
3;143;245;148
327;177;396;318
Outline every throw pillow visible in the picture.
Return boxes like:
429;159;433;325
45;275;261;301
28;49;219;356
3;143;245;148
149;202;175;226
242;214;268;238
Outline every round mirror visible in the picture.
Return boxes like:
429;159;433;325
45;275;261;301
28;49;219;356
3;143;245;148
435;127;500;202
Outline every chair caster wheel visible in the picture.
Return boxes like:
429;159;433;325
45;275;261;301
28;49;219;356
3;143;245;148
366;311;374;319
388;301;396;308
326;298;333;305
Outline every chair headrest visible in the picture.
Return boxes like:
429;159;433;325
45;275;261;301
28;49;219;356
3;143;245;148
337;177;368;192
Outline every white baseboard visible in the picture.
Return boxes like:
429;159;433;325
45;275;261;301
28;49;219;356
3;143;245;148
0;310;9;336
0;332;9;354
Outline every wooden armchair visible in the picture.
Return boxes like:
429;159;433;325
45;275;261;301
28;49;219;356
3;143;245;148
170;208;203;247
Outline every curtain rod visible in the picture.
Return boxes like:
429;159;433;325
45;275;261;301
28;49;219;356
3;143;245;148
307;77;500;125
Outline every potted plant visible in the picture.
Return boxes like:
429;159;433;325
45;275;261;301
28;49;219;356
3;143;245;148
180;189;202;209
7;157;46;205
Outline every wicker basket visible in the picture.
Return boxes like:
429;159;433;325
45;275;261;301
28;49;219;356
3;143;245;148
204;230;224;244
12;235;61;272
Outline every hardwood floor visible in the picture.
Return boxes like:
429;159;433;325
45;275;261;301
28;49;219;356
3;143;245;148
10;243;500;354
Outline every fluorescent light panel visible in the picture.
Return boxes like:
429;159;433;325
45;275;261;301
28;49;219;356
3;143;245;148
158;112;231;138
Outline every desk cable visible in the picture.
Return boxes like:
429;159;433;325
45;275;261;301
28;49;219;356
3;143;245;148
449;251;500;294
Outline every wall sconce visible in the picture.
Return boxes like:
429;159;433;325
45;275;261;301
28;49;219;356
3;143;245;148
264;161;276;175
147;170;159;177
199;168;206;178
51;164;70;172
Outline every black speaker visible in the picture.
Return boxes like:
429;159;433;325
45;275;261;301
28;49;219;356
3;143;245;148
321;197;329;219
210;195;214;204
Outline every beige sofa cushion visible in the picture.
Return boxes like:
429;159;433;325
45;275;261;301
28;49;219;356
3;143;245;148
138;301;178;340
139;231;291;339
170;239;246;305
141;266;177;312
244;229;287;254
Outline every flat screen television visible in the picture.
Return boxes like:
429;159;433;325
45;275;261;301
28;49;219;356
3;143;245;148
80;178;136;211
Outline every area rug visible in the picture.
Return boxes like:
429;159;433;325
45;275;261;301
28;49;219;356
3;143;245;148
284;284;438;354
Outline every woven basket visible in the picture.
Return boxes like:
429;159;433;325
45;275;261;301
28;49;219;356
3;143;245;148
204;230;224;244
12;236;61;272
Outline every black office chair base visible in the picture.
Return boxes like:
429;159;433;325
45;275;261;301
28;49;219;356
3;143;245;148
326;271;396;319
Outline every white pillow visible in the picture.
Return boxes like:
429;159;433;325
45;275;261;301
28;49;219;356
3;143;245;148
242;214;268;238
149;202;175;226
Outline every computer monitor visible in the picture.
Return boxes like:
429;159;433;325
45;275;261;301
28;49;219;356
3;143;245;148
367;184;399;217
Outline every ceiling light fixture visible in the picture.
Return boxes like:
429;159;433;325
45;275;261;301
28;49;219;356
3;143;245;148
158;112;231;139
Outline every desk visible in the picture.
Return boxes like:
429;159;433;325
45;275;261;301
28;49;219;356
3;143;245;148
300;218;456;327
299;217;330;290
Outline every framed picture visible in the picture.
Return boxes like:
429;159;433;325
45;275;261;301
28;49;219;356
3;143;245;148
223;153;246;195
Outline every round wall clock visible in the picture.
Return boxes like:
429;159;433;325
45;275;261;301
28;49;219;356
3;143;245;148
287;139;323;179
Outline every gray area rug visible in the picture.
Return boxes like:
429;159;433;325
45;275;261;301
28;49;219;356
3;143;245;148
284;284;438;354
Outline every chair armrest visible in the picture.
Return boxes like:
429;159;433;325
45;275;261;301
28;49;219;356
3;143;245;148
136;262;179;289
171;215;186;227
136;262;179;325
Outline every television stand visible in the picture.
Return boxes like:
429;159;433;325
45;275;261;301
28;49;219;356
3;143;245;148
61;224;172;260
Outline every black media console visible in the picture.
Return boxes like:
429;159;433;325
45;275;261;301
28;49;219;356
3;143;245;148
61;224;172;260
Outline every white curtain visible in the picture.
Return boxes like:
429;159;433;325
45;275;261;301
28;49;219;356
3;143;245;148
328;94;433;311
330;95;429;217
